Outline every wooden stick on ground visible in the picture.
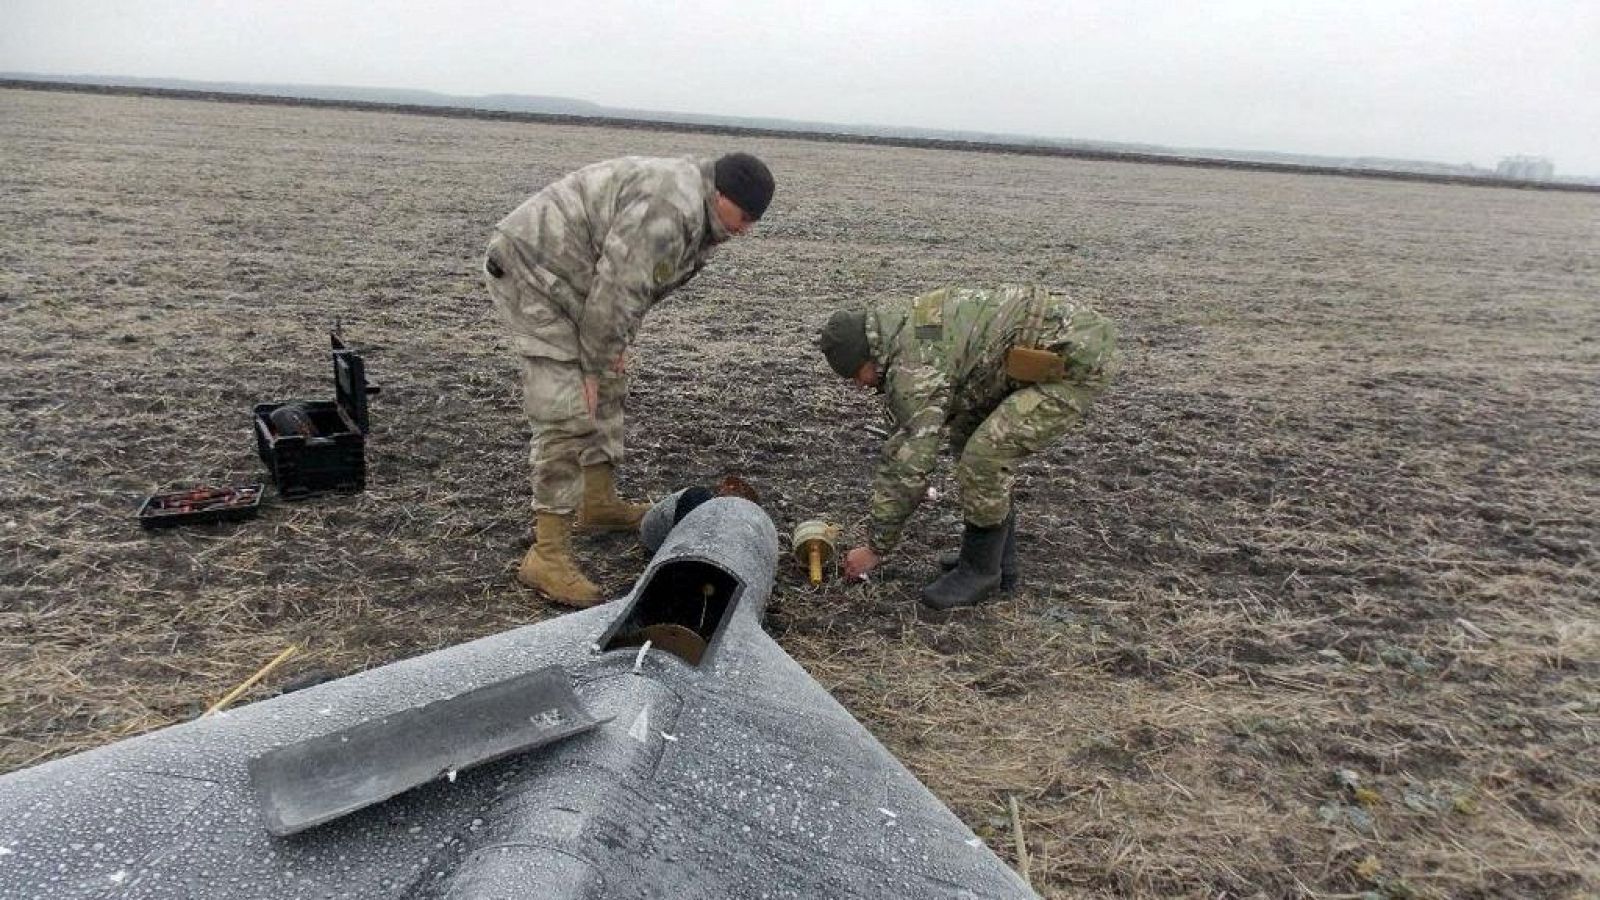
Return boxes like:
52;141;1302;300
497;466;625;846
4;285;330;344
1009;793;1033;887
203;645;300;717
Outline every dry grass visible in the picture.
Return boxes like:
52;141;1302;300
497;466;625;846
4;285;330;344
1;87;1596;899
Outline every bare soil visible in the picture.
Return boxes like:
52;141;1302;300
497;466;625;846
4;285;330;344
1;87;1596;899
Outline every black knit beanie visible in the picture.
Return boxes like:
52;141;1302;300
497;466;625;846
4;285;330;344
713;153;775;221
819;309;871;378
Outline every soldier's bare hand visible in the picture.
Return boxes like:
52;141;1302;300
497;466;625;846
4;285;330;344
582;375;600;419
612;352;628;375
843;546;880;581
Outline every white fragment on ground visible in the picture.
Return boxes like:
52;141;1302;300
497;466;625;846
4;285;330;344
108;871;128;884
966;837;983;848
878;808;897;818
632;640;653;673
659;731;678;743
926;487;941;501
317;708;332;716
0;845;12;856
446;770;458;783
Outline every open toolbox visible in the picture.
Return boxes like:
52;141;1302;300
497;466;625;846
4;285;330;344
138;484;264;529
252;333;379;500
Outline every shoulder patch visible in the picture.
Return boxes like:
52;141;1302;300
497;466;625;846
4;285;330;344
652;260;674;285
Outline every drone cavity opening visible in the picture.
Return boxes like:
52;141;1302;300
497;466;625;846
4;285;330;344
602;560;742;667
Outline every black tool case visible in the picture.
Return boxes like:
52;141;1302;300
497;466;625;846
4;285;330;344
253;334;378;500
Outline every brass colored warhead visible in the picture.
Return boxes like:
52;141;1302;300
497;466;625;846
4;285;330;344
790;520;840;585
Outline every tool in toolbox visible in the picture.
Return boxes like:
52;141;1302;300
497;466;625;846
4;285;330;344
267;404;318;439
137;484;264;529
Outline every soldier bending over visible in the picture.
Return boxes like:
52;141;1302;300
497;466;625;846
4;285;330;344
819;285;1117;610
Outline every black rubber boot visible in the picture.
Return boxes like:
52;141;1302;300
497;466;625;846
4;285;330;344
922;520;1009;610
938;510;1018;591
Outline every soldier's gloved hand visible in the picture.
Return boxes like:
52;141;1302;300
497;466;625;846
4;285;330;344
843;546;880;581
582;375;600;420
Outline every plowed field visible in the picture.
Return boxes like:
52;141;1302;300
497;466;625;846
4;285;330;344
2;87;1596;899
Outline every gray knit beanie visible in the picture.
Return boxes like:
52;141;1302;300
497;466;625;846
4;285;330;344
818;310;870;378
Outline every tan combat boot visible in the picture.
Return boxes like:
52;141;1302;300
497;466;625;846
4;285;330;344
517;512;602;607
575;463;650;533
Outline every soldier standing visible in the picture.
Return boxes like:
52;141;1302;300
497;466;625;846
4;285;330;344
818;285;1117;610
484;153;775;606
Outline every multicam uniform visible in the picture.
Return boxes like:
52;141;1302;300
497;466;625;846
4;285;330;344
483;156;731;513
865;285;1117;553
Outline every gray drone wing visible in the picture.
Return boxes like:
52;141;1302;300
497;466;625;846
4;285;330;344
0;498;1036;900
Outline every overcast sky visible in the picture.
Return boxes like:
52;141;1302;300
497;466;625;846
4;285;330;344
4;0;1597;175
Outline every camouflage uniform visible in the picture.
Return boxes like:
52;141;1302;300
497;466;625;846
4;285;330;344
483;156;731;513
865;285;1117;553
